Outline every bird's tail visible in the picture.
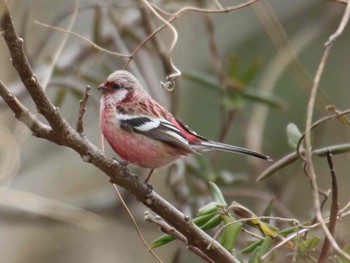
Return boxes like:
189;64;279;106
198;140;272;161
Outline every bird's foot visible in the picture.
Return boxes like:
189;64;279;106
115;159;136;178
145;183;153;194
143;169;155;194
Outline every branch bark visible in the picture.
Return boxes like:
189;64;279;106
0;2;237;262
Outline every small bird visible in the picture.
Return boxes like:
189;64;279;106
98;70;271;180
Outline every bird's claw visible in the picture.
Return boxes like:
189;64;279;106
145;183;153;194
116;159;136;177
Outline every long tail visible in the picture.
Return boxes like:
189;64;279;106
198;140;272;161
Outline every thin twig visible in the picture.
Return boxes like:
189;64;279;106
213;0;224;9
257;109;350;181
41;0;79;90
303;0;350;259
140;0;181;91
34;20;131;58
124;0;259;74
262;209;350;260
318;151;340;263
208;215;303;250
113;184;163;263
137;3;180;113
76;85;91;134
297;108;350;161
326;0;350;45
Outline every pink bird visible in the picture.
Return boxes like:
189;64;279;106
98;70;271;181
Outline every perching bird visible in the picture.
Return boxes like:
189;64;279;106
98;70;271;179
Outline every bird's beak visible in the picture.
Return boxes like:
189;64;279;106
98;84;107;93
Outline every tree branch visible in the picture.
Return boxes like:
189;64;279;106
0;2;236;262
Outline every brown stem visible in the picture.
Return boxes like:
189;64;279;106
318;151;339;263
76;85;91;134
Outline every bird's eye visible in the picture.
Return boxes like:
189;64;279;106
111;83;122;90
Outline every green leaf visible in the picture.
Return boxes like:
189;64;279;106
286;123;303;151
182;71;221;92
219;215;242;251
193;211;218;226
197;202;219;216
151;211;219;248
240;56;263;85
241;240;263;254
150;234;175;248
227;55;239;79
222;94;244;110
278;225;298;236
200;214;223;231
260;237;272;254
184;70;285;109
297;236;319;256
241;87;286;109
304;236;320;251
208;181;227;206
248;246;262;263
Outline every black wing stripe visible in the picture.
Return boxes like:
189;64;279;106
119;115;192;150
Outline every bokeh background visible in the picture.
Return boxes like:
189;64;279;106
1;0;350;262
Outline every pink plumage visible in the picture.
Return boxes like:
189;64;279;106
98;70;271;169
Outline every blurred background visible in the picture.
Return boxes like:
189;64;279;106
1;0;350;262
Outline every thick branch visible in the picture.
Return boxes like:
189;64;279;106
1;3;68;132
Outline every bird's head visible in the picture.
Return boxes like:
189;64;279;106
98;70;150;103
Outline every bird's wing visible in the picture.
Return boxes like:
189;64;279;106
118;114;195;151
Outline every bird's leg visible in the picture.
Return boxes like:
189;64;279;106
144;169;155;194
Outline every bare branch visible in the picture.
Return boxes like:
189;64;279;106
1;4;68;132
303;0;350;259
326;0;350;45
40;0;79;91
124;0;259;76
0;2;238;262
34;20;131;58
318;151;340;263
76;85;91;134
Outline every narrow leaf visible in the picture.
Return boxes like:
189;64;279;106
182;71;221;91
241;87;286;109
241;240;263;254
200;214;223;231
240;56;262;85
219;215;242;251
286;123;303;150
197;202;219;216
208;181;227;206
150;234;175;248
